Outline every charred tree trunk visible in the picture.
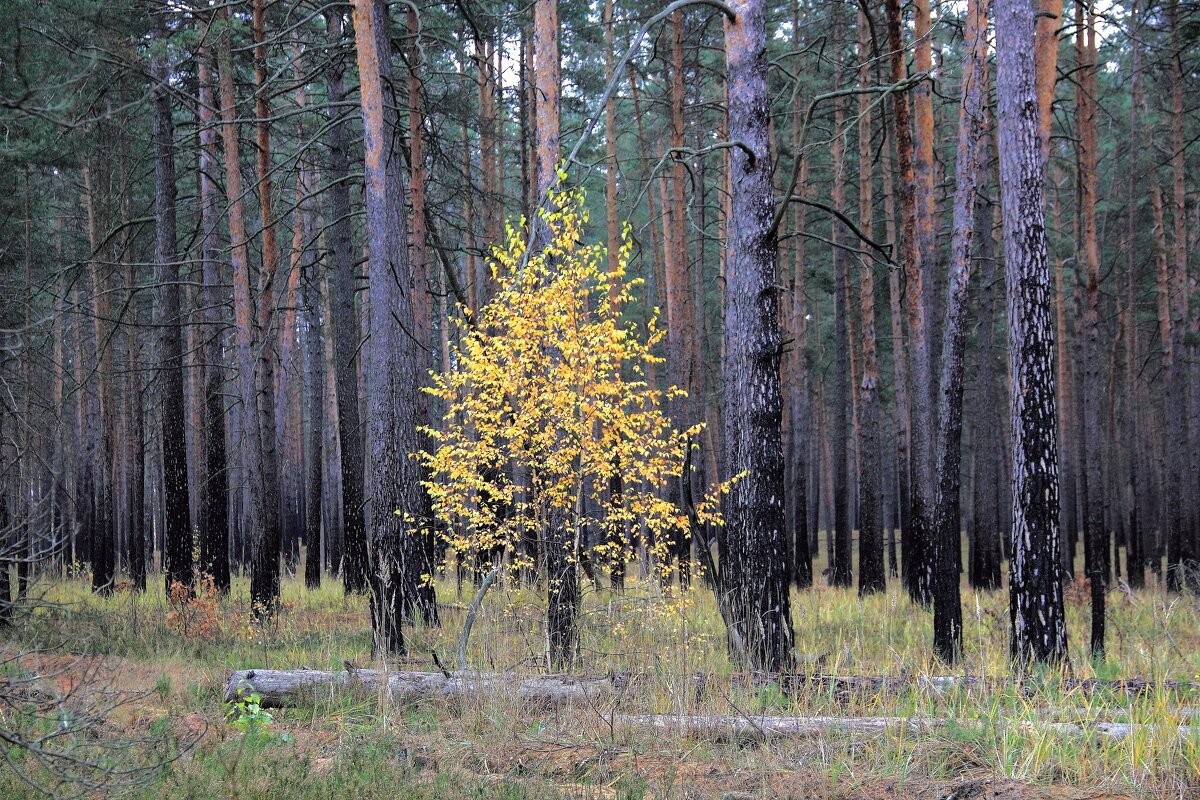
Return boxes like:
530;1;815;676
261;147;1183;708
995;0;1068;664
719;0;794;673
82;167;115;595
197;42;230;594
152;15;193;597
931;0;989;663
855;6;884;596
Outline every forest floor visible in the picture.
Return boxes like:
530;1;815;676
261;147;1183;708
2;555;1199;799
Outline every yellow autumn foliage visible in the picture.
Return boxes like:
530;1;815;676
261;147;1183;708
420;187;728;584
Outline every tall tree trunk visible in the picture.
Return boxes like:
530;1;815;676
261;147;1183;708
197;42;230;593
856;6;884;596
884;0;933;604
719;0;794;673
995;0;1068;664
152;14;193;597
250;0;283;611
116;115;145;592
969;152;1003;591
830;60;852;590
1122;1;1144;589
1165;0;1193;591
323;10;368;594
407;5;438;625
352;0;428;656
785;0;812;589
931;0;989;662
216;8;275;619
531;0;577;670
82;166;115;595
1075;1;1105;654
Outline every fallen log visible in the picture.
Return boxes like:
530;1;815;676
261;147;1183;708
224;668;626;708
729;672;1200;700
614;714;1198;742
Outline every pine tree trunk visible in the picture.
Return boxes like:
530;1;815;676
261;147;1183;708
1075;3;1106;655
931;0;989;662
785;0;812;587
197;41;230;593
407;5;438;626
995;0;1068;664
152;15;193;598
720;0;794;673
323;11;368;594
1165;0;1193;591
248;0;283;614
216;8;274;618
352;0;428;656
855;6;883;596
884;0;933;604
82;166;115;595
968;147;1002;591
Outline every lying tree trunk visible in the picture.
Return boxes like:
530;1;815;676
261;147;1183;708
615;714;1194;742
231;667;1200;711
225;668;626;708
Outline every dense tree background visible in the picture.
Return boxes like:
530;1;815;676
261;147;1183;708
0;0;1198;668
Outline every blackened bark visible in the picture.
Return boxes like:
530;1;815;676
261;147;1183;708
303;252;323;590
720;0;795;673
931;0;989;663
855;6;883;596
82;167;115;596
1121;0;1144;591
829;62;852;590
197;43;230;594
995;0;1068;665
152;16;193;597
968;169;1002;591
324;10;368;595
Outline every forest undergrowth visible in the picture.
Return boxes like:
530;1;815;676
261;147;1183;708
3;551;1199;799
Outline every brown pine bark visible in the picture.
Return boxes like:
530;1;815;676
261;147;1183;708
352;0;429;655
216;8;277;618
407;5;437;624
884;0;933;604
1035;0;1064;163
829;44;852;589
249;0;283;613
531;0;577;670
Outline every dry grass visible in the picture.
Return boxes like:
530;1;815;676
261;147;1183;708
2;551;1199;798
